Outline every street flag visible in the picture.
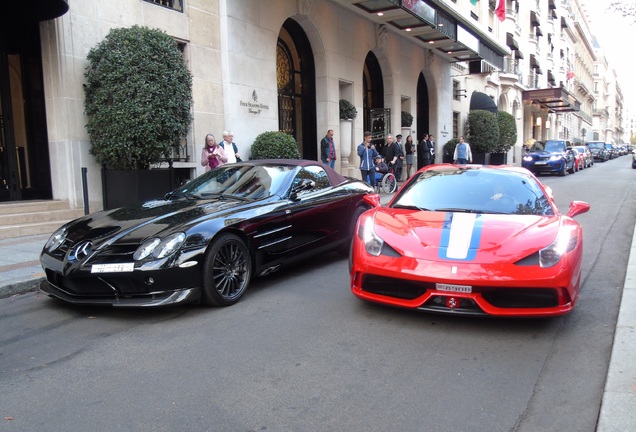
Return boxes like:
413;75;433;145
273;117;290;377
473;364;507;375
470;0;478;5
567;67;575;81
496;0;506;21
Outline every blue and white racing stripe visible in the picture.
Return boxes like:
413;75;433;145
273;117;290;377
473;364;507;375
438;212;483;260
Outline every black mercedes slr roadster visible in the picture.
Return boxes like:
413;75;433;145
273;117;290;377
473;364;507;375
40;160;377;307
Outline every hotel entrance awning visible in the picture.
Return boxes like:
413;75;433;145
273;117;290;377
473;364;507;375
522;86;581;113
2;0;69;52
339;0;509;68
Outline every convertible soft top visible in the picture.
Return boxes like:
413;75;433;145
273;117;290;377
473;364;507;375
242;159;348;186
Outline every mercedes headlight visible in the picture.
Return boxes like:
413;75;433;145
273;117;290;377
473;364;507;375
44;226;68;252
133;233;186;261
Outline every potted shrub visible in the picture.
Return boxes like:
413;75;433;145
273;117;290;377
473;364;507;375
339;99;358;120
401;111;414;128
443;138;459;163
339;99;357;166
250;131;301;159
466;110;499;164
492;111;517;164
83;25;193;209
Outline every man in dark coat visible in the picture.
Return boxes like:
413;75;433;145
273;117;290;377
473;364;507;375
417;134;431;169
427;134;436;164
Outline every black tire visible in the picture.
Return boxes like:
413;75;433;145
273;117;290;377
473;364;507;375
558;162;567;176
339;205;369;255
201;233;252;307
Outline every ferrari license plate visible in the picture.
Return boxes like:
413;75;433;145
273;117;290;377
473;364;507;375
91;263;135;273
534;161;546;165
436;283;472;293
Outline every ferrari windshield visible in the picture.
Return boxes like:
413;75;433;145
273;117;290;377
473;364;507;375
172;164;296;200
392;167;555;215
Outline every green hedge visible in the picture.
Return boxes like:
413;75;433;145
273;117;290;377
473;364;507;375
84;25;193;170
496;111;517;153
250;131;301;159
466;110;499;153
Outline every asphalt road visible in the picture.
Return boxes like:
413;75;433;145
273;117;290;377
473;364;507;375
1;156;635;432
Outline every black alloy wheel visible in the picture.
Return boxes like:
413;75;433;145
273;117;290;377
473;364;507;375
202;233;252;306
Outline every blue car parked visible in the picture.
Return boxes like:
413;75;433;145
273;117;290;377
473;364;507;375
522;140;575;176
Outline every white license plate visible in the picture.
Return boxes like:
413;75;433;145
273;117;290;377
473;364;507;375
534;161;546;165
436;283;472;293
91;263;135;273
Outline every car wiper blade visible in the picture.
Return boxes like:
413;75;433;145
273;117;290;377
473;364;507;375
185;192;204;200
219;193;250;201
392;204;429;211
478;209;509;215
434;207;480;213
186;192;228;200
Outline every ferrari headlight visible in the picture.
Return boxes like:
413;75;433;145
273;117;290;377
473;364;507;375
522;155;533;162
362;216;383;256
133;233;185;261
539;226;577;268
44;226;68;252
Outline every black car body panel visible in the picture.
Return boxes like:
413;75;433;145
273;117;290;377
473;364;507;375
40;160;376;307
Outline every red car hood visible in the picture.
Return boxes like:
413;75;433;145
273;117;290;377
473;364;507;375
372;208;560;264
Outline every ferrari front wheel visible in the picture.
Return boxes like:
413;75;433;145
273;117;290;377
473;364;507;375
202;233;252;307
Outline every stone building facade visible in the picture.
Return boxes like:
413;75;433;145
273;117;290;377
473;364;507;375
0;0;625;210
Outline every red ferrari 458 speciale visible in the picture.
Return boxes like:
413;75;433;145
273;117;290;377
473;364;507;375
350;164;590;317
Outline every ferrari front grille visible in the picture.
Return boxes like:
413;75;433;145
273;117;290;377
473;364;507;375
361;275;428;299
481;288;559;308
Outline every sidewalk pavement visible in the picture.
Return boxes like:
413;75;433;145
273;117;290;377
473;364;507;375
0;192;633;431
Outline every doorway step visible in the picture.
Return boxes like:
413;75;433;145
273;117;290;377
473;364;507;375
0;201;84;240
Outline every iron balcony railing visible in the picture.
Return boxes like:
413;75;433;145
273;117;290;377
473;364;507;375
143;0;183;12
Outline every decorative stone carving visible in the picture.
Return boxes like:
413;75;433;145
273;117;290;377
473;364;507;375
298;0;312;15
425;48;435;67
377;25;387;49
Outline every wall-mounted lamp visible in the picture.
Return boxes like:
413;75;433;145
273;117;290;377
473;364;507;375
536;117;542;126
441;125;449;137
455;89;467;98
515;108;522;120
545;120;551;129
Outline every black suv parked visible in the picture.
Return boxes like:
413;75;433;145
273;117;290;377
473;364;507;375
587;141;609;162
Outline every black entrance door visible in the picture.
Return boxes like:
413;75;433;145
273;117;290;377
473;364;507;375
0;13;54;201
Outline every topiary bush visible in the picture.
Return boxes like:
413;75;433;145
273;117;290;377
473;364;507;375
250;131;301;159
466;110;499;154
84;25;193;170
443;138;459;156
339;99;358;120
443;138;459;162
496;111;517;153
